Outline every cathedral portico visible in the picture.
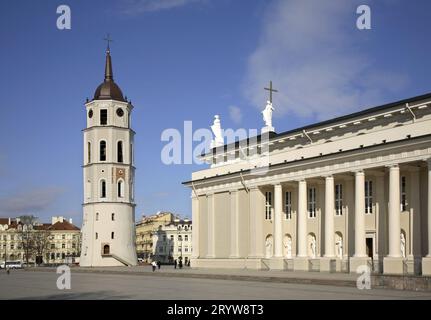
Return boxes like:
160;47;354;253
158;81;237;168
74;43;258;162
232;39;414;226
185;92;431;275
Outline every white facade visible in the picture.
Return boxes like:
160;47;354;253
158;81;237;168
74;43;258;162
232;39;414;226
80;48;137;267
185;92;431;275
152;219;193;264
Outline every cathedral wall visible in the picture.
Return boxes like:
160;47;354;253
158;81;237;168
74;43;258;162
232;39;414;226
214;192;230;258
238;189;250;258
198;195;208;258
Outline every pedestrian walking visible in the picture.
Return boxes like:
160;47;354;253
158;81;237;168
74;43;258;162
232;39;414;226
174;259;177;269
6;267;10;275
157;261;161;270
151;261;157;272
179;260;183;269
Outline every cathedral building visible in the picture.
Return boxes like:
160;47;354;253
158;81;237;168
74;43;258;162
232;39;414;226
184;92;431;275
79;45;137;267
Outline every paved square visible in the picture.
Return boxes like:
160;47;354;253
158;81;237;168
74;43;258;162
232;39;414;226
0;270;430;300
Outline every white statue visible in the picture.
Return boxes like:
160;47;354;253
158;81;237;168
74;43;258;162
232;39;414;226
265;237;273;258
310;236;316;258
284;237;292;258
400;233;406;258
210;115;224;148
336;239;343;258
261;101;275;133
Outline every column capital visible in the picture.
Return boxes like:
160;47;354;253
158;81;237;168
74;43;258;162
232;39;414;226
353;170;364;176
385;163;400;169
323;175;334;180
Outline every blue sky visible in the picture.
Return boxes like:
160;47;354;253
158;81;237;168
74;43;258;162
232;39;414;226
1;0;431;226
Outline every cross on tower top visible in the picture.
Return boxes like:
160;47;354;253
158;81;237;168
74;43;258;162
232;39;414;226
264;80;278;103
104;34;113;52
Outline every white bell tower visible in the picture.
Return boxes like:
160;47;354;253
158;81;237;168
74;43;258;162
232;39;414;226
80;42;138;267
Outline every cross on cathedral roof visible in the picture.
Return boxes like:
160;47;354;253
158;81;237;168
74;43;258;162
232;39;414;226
264;80;278;104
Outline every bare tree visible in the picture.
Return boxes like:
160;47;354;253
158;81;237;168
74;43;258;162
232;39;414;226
33;228;51;266
17;215;38;267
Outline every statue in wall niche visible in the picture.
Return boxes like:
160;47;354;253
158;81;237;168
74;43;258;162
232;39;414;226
265;237;273;258
336;238;343;259
310;236;316;258
400;233;406;258
284;236;292;258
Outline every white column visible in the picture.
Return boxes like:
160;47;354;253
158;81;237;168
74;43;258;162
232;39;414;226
297;180;307;257
388;165;401;258
274;184;283;258
427;160;431;257
229;190;239;258
207;193;215;258
354;171;366;257
191;195;200;259
324;176;335;257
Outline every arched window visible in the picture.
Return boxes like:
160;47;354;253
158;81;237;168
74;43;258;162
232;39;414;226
117;141;123;163
118;180;124;198
100;141;106;161
103;244;110;255
101;180;106;198
87;142;91;163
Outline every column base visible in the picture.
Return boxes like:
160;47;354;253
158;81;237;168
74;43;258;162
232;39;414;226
349;256;371;273
383;256;404;274
293;257;309;271
320;257;336;273
421;257;431;276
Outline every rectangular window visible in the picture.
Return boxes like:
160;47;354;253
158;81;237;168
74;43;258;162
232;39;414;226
401;176;407;211
178;235;182;241
335;184;343;216
100;109;108;125
285;191;292;219
265;191;272;220
111;213;115;221
62;243;65;249
185;235;188;241
308;187;317;218
95;233;98;240
365;180;373;214
111;232;114;239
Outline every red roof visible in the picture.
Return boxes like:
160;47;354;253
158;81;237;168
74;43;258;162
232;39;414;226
49;220;80;231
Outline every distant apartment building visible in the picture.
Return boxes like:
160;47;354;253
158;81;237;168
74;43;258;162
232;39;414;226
152;217;192;265
0;216;81;265
135;212;175;262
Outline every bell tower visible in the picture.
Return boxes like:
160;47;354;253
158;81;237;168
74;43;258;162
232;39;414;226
80;42;137;267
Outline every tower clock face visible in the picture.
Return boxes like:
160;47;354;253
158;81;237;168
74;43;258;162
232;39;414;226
88;109;93;118
116;108;124;117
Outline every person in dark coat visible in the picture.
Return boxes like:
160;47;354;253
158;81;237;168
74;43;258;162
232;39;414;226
157;261;161;269
179;260;183;269
174;259;177;269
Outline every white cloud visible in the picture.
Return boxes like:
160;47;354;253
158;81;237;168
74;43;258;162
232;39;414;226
243;0;408;120
228;105;243;125
120;0;203;14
